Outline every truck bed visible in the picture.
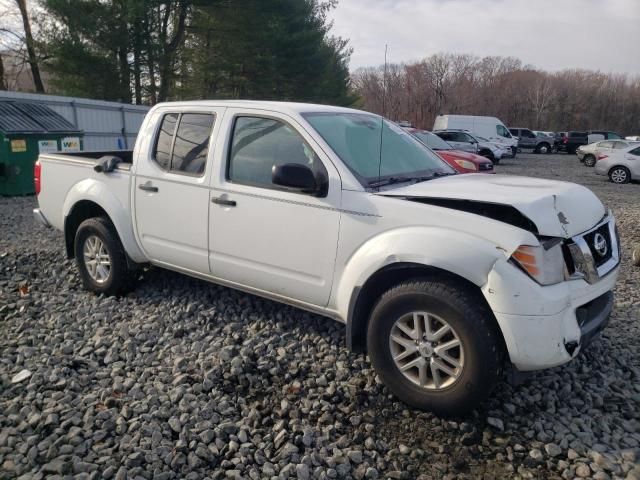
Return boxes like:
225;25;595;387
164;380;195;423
43;150;134;166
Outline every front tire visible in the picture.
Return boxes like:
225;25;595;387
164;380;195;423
74;217;135;296
367;278;502;416
536;143;550;154
609;166;631;184
479;149;495;161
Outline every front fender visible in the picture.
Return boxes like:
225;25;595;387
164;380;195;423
333;226;526;320
63;179;147;263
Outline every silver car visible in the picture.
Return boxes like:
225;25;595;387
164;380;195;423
594;144;640;183
578;139;640;167
433;129;505;163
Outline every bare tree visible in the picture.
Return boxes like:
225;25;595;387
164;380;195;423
14;0;44;92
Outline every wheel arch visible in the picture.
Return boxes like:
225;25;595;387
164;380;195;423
62;180;146;263
346;262;506;355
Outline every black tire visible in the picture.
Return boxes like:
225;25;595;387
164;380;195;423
74;217;135;296
632;245;640;267
367;278;502;416
479;149;495;161
609;166;631;184
583;154;596;167
536;143;550;154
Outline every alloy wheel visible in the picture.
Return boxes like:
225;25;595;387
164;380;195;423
83;235;111;284
389;311;465;390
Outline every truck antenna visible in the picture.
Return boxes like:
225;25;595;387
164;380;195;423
377;44;388;188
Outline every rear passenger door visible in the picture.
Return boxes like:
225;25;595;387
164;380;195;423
134;108;223;273
208;109;342;307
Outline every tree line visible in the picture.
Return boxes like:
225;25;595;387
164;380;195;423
1;0;354;106
352;53;640;135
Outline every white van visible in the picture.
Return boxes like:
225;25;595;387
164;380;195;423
433;115;518;157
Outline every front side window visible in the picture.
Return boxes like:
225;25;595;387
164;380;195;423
608;132;621;139
496;125;511;138
152;112;214;175
303;112;453;185
613;141;628;149
228;116;325;191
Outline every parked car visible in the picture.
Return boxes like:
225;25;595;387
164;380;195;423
509;128;554;154
433;114;518;157
404;128;495;174
433;129;505;162
554;132;568;152
625;136;640;141
475;135;513;159
577;140;640;166
561;131;623;154
594;143;640;183
33;100;620;415
534;131;555;138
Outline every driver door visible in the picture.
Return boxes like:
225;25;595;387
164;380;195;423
208;109;342;307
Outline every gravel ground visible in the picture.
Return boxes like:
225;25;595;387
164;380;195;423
1;153;639;480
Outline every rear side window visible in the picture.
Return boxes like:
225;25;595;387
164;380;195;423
509;128;519;136
228;116;325;192
607;132;621;139
154;113;178;170
630;146;640;156
599;141;613;149
152;112;215;175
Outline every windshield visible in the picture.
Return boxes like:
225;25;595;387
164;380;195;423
410;130;452;150
303;112;454;186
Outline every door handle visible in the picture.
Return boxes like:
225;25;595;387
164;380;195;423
211;197;236;207
139;182;158;192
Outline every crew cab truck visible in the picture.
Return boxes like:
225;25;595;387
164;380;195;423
34;101;620;415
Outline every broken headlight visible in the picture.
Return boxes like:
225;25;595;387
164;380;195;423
510;239;565;286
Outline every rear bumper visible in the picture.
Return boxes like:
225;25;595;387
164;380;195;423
33;208;51;228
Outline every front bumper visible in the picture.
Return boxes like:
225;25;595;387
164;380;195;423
484;258;618;371
33;208;51;228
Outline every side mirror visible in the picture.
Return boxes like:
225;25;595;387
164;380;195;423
272;163;321;194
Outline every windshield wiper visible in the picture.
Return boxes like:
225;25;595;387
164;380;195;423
368;171;456;188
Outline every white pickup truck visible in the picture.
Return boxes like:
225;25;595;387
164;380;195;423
34;101;620;415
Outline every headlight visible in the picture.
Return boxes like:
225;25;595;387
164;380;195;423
454;159;477;170
510;240;565;285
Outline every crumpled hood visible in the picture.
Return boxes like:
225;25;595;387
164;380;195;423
378;174;606;238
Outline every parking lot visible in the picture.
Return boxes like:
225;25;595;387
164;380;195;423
1;153;639;480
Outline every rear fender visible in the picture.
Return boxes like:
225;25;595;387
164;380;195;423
63;179;146;263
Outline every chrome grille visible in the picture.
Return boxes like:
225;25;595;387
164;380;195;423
565;213;619;284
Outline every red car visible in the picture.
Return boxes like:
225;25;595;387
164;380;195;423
405;128;495;174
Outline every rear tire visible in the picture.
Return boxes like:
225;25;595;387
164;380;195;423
609;166;631;184
74;217;136;296
583;154;596;167
367;278;502;416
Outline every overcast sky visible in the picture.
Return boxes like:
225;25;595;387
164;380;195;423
328;0;640;75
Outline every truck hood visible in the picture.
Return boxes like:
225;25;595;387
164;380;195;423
378;174;605;238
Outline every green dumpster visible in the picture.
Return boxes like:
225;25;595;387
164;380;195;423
0;101;83;196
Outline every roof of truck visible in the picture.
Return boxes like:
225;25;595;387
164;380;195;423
152;100;368;116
